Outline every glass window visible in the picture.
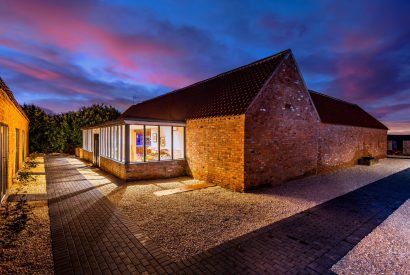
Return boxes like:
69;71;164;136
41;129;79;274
172;127;185;159
145;126;159;161
130;125;144;162
103;128;106;156
160;126;172;160
109;127;113;158
114;126;118;160
121;125;125;162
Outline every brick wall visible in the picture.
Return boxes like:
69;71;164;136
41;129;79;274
99;156;127;180
91;155;187;181
83;149;93;163
402;140;410;155
186;115;245;191
0;88;29;196
126;160;186;181
318;124;387;171
244;53;319;190
77;148;93;163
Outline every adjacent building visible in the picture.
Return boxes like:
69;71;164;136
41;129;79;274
79;49;387;191
0;78;29;201
388;135;410;155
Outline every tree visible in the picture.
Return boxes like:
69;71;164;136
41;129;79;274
22;104;120;154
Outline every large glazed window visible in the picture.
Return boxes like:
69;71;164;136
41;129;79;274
160;126;172;160
92;124;185;163
172;127;185;159
130;125;144;162
145;126;159;161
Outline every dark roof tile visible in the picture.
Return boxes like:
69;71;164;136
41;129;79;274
120;49;290;121
309;90;388;130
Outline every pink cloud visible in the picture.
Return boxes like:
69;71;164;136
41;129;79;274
2;1;180;72
0;59;60;80
385;121;410;135
143;72;197;89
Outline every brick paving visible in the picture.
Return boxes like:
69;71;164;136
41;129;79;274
45;156;410;274
46;156;172;274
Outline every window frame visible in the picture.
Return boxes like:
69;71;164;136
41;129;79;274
128;124;185;163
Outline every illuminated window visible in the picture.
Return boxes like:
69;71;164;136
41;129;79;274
172;127;184;159
145;126;159;161
160;126;172;160
130;125;144;162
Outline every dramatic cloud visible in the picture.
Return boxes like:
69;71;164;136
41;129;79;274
0;0;409;132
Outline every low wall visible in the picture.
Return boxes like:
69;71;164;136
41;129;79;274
126;160;187;181
99;156;127;180
76;148;93;163
99;156;186;181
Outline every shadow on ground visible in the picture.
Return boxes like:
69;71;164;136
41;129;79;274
44;155;410;274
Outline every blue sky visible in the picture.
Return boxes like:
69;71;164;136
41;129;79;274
0;0;409;133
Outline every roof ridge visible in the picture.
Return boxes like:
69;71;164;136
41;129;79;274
308;89;357;106
133;49;291;106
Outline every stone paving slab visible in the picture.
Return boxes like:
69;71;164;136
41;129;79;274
153;182;216;196
45;156;410;274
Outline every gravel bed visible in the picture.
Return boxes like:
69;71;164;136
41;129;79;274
76;158;410;261
0;156;54;274
11;157;47;195
0;201;54;274
332;199;410;274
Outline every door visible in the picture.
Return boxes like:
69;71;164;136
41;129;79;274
93;134;100;166
0;125;8;201
15;128;20;173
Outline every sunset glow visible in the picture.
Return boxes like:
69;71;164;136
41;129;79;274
0;0;409;133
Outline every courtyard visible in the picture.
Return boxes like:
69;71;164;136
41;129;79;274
5;155;409;274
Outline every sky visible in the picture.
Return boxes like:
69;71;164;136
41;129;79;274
0;0;409;134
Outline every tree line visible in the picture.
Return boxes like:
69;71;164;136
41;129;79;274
22;104;121;154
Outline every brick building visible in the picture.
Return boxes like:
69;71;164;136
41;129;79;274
79;49;387;191
388;135;410;155
0;78;29;201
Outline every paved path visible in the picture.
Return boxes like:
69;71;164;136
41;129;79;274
46;156;172;274
45;156;410;274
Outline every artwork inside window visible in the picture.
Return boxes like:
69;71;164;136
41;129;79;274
160;126;172;160
145;126;159;161
130;125;144;162
173;126;184;159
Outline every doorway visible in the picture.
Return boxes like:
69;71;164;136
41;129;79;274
93;134;100;166
15;128;20;173
1;124;8;201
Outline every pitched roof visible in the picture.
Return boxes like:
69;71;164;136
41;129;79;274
309;90;388;130
0;77;29;121
120;49;290;121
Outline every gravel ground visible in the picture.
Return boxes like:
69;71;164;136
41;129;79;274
71;158;410;261
0;201;54;274
0;157;53;274
11;157;47;195
332;199;410;275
